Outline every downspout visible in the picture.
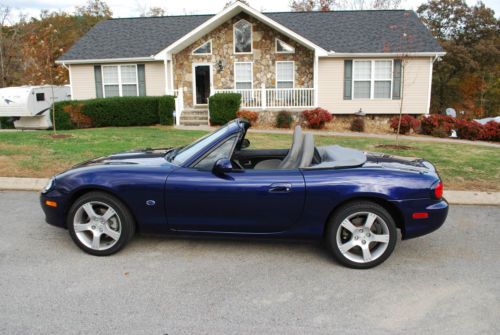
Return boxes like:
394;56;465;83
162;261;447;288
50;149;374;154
61;62;74;100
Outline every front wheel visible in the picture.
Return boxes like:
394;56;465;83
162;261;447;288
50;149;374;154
326;201;397;269
67;192;135;256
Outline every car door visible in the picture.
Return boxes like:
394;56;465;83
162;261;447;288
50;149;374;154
165;137;305;233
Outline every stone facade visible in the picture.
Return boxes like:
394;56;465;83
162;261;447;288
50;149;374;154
173;13;314;108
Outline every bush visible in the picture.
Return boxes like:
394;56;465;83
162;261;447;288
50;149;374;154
158;96;175;125
430;127;450;138
0;117;15;129
275;111;293;129
389;115;420;134
209;93;241;125
420;114;455;136
350;117;365;132
302;108;333;129
236;110;258;126
480;121;500;142
454;119;483;141
51;96;175;130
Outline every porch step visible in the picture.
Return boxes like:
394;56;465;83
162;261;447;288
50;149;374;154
179;109;209;126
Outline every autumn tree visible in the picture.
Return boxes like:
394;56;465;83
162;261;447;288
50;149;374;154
290;0;400;11
290;0;336;11
140;7;167;17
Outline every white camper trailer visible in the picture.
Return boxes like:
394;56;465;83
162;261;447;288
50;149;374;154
0;85;71;129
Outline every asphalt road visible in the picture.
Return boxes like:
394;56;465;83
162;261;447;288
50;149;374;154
0;191;499;335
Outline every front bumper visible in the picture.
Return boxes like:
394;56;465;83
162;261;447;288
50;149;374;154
392;198;449;240
40;190;69;229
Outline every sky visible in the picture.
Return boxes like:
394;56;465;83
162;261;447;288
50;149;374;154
3;0;499;21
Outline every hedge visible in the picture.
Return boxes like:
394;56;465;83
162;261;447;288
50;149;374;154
51;96;175;130
0;117;15;129
208;93;241;125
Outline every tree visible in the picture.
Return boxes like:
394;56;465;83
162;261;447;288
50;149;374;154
75;0;112;18
224;0;250;9
290;0;336;11
290;0;400;11
140;7;167;17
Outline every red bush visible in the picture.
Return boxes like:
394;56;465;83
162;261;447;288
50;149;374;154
420;114;455;136
454;120;483;141
302;108;333;129
236;110;259;125
389;115;420;134
480;121;500;142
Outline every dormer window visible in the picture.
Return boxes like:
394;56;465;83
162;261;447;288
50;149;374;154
234;19;252;54
276;39;295;53
193;40;212;55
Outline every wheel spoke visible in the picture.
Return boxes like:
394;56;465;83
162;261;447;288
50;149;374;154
371;233;390;244
339;239;356;253
74;223;92;232
103;226;120;241
101;207;116;223
91;233;101;249
82;203;97;218
361;245;372;262
341;219;357;233
364;213;377;229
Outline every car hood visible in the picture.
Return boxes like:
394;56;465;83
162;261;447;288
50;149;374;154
365;152;436;174
72;148;173;169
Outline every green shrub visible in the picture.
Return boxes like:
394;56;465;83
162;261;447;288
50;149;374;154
0;117;15;129
209;93;241;125
275;111;293;128
158;96;175;125
51;101;77;130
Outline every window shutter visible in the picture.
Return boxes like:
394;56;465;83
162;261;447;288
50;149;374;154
344;60;352;100
94;65;103;98
393;59;402;100
137;64;146;96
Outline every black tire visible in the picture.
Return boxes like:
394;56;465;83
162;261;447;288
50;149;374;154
325;201;397;269
67;191;135;256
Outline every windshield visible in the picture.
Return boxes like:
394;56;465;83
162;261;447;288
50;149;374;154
170;125;232;166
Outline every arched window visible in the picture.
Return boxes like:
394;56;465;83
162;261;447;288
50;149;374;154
234;19;252;54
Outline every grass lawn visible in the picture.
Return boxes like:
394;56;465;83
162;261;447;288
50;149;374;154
0;126;498;191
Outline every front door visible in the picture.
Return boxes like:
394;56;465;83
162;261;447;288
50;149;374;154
165;168;306;234
194;65;211;105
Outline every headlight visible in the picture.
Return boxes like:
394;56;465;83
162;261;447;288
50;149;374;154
42;177;55;194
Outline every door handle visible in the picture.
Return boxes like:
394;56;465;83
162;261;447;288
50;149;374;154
268;183;292;193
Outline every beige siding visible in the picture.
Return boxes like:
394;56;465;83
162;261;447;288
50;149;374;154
317;57;432;114
145;62;166;96
70;64;96;100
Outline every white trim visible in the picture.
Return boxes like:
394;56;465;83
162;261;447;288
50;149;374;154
275;38;295;54
313;54;319;107
324;52;446;58
275;61;295;88
192;63;213;106
169;59;174;95
234;61;253;89
426;56;434;114
192;39;213;56
163;58;169;95
55;57;155;65
101;64;139;98
352;59;393;100
67;64;74;99
154;1;327;58
233;19;253;55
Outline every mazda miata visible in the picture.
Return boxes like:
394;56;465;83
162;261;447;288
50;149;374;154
41;119;448;268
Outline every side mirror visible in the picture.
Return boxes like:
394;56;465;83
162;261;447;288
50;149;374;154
241;138;250;149
213;158;233;174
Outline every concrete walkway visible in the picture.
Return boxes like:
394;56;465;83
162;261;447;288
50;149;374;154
1;177;498;206
176;125;500;148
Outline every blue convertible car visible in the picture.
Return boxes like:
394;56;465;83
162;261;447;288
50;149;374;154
41;119;448;268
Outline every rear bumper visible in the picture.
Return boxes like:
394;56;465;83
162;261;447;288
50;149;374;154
40;191;68;229
391;198;449;240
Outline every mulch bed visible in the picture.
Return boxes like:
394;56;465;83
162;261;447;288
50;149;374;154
376;144;415;150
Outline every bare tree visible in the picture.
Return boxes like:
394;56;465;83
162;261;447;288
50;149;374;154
224;0;250;9
290;0;336;11
336;0;401;10
140;7;167;17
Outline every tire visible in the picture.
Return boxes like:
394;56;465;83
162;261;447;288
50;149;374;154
67;191;135;256
325;201;397;269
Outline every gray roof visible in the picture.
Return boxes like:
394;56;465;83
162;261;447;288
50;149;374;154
58;10;442;61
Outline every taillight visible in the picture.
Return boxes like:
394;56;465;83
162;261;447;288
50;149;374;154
433;181;443;199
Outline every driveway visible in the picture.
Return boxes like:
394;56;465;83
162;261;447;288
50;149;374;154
0;191;499;334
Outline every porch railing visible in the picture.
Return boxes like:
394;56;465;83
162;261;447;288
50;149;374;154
212;85;315;109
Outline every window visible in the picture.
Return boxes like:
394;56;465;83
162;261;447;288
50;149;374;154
36;93;45;101
194;136;237;170
102;65;138;97
276;61;294;88
353;60;393;99
234;62;253;90
234;19;252;54
193;40;212;55
276;39;295;53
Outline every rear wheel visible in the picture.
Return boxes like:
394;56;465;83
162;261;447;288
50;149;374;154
67;192;135;256
326;201;397;269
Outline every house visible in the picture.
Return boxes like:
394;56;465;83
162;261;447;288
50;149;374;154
56;1;444;126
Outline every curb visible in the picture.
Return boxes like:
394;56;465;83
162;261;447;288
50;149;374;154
0;177;498;206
